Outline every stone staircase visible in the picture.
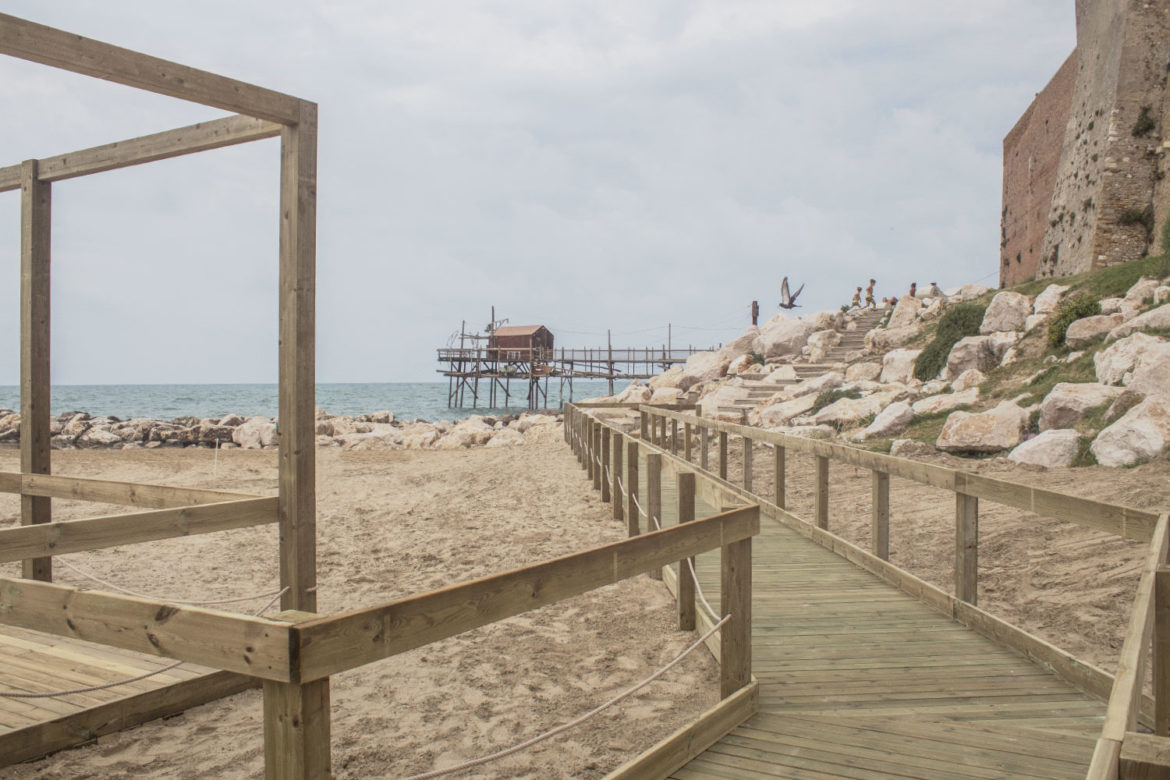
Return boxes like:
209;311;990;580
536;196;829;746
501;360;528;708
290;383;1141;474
713;308;886;419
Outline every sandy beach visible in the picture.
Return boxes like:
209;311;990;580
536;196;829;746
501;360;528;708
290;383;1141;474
1;426;1167;777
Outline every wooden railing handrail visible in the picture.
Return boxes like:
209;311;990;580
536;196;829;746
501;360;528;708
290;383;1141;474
0;471;260;508
290;504;759;682
640;406;1159;542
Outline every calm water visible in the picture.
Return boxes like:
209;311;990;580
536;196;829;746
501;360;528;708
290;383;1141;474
0;381;616;423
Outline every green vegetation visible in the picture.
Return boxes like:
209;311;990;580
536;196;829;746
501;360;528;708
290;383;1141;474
1017;352;1098;406
748;352;765;366
913;303;986;381
1120;205;1156;241
1046;292;1100;348
1161;214;1170;256
897;408;970;445
810;388;861;415
1132;105;1157;137
1074;436;1098;467
1012;253;1170;300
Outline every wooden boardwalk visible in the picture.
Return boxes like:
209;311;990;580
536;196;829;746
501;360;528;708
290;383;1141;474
0;624;254;767
672;504;1105;779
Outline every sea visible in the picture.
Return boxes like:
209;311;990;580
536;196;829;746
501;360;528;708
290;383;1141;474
0;381;617;423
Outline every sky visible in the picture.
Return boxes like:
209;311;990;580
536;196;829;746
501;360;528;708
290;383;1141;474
0;1;1077;384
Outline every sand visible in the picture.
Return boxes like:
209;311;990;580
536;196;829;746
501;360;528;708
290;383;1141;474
0;430;719;779
1;429;1167;777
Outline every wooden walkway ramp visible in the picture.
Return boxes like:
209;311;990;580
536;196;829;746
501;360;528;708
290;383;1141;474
678;510;1105;779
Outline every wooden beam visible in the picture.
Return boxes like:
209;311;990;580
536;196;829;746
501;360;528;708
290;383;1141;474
0;497;277;562
592;422;602;491
278;101;318;612
814;455;829;530
1158;566;1170;736
0;576;294;680
742;437;753;492
647;453;663;580
684;422;692;461
773;445;785;510
0;13;303;124
1087;737;1122;780
16;472;257;508
700;424;709;470
955;492;978;604
721;534;752;698
872;470;890;560
626;440;640;537
0;115;281;193
612;431;624;523
601;426;611;503
1119;733;1170;779
264;611;330;780
20;159;51;582
718;431;728;481
291;506;760;682
677;472;696;632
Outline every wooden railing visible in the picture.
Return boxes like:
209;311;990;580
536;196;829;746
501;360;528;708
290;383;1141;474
565;402;1170;779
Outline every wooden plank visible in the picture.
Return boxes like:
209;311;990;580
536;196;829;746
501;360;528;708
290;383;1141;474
627;440;640;537
774;445;785;510
685;422;693;461
0;576;293;680
593;422;602;490
0;473;19;494
292;506;759;682
603;681;758;780
814;456;829;530
0;670;257;768
700;425;709;470
18;473;256;508
0;115;280;193
718;432;728;481
20;159;51;582
678;472;696;632
742;437;753;492
263;678;331;780
612;432;625;523
1158;567;1170;736
871;471;889;561
0;13;303;124
955;493;978;605
601;427;612;503
721;534;752;698
1087;737;1122;780
0;497;278;562
672;419;679;456
1120;733;1170;779
648;453;664;580
278;101;318;612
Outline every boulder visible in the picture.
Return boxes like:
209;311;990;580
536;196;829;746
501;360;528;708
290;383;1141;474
814;392;897;429
1100;297;1125;315
845;362;882;382
232;417;278;449
1066;314;1125;348
357;411;395;424
1008;429;1080;468
857;401;914;440
649;365;685;390
768;365;798;382
1038;383;1125;430
614;381;652;404
1125;276;1160;304
1095;333;1169;386
727;354;753;375
485;428;525;447
198;422;235;445
887;297;922;330
936;402;1027;453
911;387;979;416
77;426;122;448
681;351;730;383
699;384;755;422
980;291;1031;334
1091;396;1170;467
1156;286;1170;305
1108;303;1170;341
783;424;837;440
218;414;245;427
945;336;997;378
718;325;761;359
880;349;922;385
401;423;440;449
956;284;993;300
986;331;1021;362
950;369;986;393
756;316;820;358
1127;350;1170;400
788;371;845;399
921;379;949;395
806;330;841;363
649;387;682;404
865;325;919;351
512;413;557;434
754;394;818;427
890;439;935;458
1024;314;1048;332
1032;284;1070;316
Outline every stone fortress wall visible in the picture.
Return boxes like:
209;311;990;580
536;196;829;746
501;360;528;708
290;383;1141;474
1001;0;1170;287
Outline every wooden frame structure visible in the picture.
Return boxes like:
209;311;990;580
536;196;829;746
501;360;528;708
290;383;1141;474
568;402;1170;778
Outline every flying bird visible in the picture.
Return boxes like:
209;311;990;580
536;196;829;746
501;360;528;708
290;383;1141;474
779;277;805;309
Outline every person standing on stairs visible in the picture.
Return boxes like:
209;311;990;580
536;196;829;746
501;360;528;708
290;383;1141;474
865;279;877;310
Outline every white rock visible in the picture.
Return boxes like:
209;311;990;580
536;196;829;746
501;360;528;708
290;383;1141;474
1024;314;1048;332
806;330;842;362
788;371;845;399
865;325;920;351
232;416;278;449
718;325;761;359
890;439;934;458
1125;276;1160;304
921;379;949;395
614;381;653;404
887;297;923;329
1095;333;1170;385
77;427;123;448
756;316;820;358
950;369;986;392
1066;314;1126;348
727;354;753;375
1108;303;1170;341
1100;298;1124;315
986;331;1022;362
1091;396;1170;467
1008;429;1080;468
936;401;1028;453
956;284;992;300
814;392;897;428
649;365;685;390
755;395;819;427
1155;286;1170;305
682;352;730;383
649;387;683;404
880;349;922;385
784;424;837;440
768;365;798;381
845;362;882;382
945;336;996;378
858;401;914;439
486;428;525;447
912;387;979;416
698;384;755;421
980;291;1032;334
1038;383;1125;430
1000;346;1022;366
1032;284;1070;316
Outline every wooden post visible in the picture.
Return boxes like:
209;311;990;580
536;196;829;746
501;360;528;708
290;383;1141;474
721;533;752;698
263;678;331;780
814;455;829;530
592;422;602;491
718;432;728;481
677;472;696;631
1157;565;1170;736
612;432;624;523
640;411;649;441
700;426;709;470
742;437;753;492
586;419;595;481
278;102;318;613
956;492;978;605
647;453;662;580
684;422;693;461
20;159;52;582
671;419;679;455
579;413;588;469
626;440;640;537
774;445;786;510
601;427;611;503
872;470;890;560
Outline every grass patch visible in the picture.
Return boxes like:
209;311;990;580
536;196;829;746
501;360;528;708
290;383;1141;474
898;408;969;445
913;303;986;381
810;388;861;415
1013;253;1170;300
1016;352;1099;406
1074;436;1098;467
1047;292;1100;348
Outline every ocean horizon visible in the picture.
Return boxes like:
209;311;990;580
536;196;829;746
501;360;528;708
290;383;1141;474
0;380;618;423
